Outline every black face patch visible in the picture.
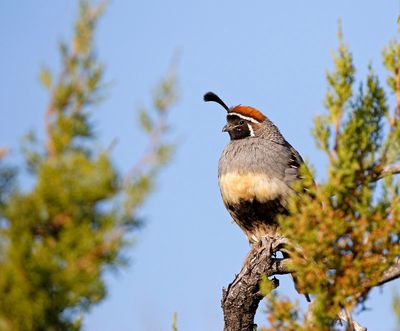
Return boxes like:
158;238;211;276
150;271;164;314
225;115;252;140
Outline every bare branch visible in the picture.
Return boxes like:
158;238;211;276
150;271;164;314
381;164;400;179
221;236;290;331
337;309;367;331
370;164;400;182
222;237;400;331
377;257;400;286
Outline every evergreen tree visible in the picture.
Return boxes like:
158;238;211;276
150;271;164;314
0;2;176;330
260;23;400;331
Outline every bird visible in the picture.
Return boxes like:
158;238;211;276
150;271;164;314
203;91;305;245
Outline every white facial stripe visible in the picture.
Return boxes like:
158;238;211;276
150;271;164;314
247;123;255;137
228;112;260;124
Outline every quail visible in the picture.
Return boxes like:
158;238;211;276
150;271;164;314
203;91;305;245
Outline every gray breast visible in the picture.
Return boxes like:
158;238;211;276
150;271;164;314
218;137;301;205
219;138;296;180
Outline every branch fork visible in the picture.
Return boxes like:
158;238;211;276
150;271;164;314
221;236;400;331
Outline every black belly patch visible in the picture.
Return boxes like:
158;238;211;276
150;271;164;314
225;197;288;232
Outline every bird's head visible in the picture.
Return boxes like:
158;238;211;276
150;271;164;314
203;91;266;140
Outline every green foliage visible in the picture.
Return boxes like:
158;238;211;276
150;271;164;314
0;1;176;330
259;276;304;331
263;24;400;330
171;312;178;331
0;151;16;212
393;291;400;331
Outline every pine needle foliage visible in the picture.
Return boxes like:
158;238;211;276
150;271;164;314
0;2;176;330
261;24;400;330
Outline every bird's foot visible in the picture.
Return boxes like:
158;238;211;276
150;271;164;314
256;235;291;259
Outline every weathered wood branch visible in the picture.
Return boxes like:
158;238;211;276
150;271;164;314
377;257;400;286
370;164;400;182
221;236;290;331
222;238;400;331
381;164;400;179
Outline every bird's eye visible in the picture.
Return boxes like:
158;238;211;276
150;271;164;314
239;120;245;125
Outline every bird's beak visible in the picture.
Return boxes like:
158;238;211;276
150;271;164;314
222;125;228;133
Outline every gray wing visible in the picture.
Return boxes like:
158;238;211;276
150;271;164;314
284;144;304;186
256;140;303;187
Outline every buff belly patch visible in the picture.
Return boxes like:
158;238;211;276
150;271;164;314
219;172;289;204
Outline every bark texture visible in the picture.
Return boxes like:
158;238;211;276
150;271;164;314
221;236;289;331
221;237;400;331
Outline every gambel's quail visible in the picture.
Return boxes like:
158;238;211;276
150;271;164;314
204;91;305;244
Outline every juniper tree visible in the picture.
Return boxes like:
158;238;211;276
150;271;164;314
259;24;400;331
0;2;176;330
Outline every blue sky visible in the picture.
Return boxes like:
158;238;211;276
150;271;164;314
1;1;399;330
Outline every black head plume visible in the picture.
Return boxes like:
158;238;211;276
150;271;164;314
203;91;230;112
